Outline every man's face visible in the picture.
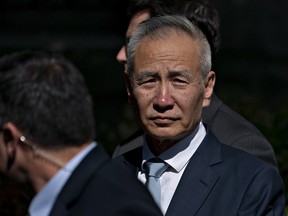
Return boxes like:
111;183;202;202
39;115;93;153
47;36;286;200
128;33;214;145
116;10;150;72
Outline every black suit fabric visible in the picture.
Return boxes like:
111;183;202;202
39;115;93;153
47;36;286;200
113;93;277;167
49;145;162;216
113;131;286;216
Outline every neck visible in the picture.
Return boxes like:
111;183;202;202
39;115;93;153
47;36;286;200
146;136;178;156
29;142;91;192
30;162;61;193
145;127;200;156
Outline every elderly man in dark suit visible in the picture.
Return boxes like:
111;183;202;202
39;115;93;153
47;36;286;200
113;15;286;215
114;0;277;168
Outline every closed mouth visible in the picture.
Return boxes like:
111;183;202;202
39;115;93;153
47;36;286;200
149;116;179;126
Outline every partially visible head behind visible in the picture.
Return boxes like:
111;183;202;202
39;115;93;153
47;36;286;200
117;0;220;68
0;51;96;149
127;15;212;80
173;0;221;58
126;0;171;19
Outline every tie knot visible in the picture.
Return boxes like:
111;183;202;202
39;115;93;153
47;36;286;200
145;158;169;178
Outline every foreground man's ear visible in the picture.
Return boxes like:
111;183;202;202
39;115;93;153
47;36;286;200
2;122;23;171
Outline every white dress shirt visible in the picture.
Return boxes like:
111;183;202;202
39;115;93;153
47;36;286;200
138;122;206;214
28;142;97;216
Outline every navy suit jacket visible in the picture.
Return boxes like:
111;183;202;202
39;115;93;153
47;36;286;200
49;144;162;216
113;130;286;216
113;93;277;167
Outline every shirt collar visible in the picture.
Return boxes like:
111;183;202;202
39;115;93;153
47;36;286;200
142;122;206;173
29;142;97;216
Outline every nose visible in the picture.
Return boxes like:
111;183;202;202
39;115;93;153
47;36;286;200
116;46;127;64
153;85;174;112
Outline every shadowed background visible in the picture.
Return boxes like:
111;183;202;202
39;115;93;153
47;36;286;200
0;0;287;214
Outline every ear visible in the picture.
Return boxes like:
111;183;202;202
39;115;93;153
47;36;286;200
123;72;136;106
2;122;23;157
1;122;25;170
202;71;216;107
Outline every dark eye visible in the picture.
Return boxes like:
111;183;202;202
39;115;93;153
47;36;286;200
141;78;157;87
134;75;156;84
136;78;157;89
143;78;156;83
175;78;186;83
172;78;188;86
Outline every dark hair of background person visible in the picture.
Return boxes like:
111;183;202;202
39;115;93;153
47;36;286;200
126;0;221;69
0;50;96;149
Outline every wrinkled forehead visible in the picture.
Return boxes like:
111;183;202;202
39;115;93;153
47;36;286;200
140;26;196;48
134;32;201;67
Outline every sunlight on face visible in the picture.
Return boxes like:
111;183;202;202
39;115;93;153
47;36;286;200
130;33;206;144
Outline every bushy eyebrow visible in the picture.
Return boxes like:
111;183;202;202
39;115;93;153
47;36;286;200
168;70;195;81
132;71;157;83
132;70;195;83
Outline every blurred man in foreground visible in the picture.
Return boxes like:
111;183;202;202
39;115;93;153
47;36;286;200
0;50;162;216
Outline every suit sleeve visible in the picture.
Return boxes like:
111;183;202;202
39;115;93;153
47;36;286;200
230;135;277;168
238;165;286;216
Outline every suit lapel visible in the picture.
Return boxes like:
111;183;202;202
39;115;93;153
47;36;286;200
121;145;143;173
166;131;222;216
49;144;110;215
120;130;224;216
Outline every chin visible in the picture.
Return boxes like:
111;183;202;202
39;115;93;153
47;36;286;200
148;129;180;140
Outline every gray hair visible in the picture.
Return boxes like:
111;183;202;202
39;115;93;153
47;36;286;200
127;15;211;81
